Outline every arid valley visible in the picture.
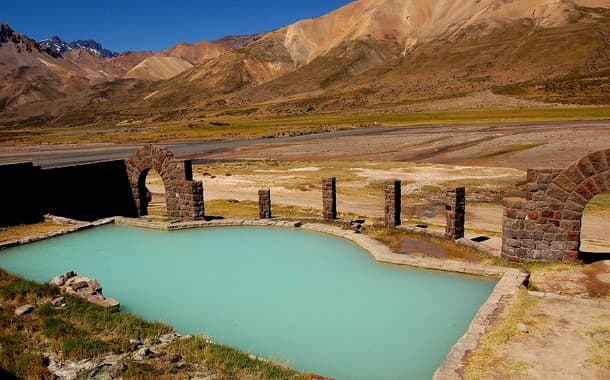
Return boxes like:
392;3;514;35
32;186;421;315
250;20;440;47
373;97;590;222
1;0;610;379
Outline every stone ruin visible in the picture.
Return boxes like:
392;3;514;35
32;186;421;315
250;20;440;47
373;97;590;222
502;149;610;262
125;144;204;220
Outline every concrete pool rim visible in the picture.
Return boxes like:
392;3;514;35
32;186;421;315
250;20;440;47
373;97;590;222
0;216;529;379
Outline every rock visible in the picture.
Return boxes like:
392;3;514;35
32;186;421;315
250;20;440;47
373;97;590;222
14;304;35;316
108;361;126;378
49;271;77;287
88;278;102;292
160;353;182;364
50;275;66;287
159;332;181;344
50;296;65;306
133;347;153;360
129;338;142;349
71;280;89;291
516;323;529;333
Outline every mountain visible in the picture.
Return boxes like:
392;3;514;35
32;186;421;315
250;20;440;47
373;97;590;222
38;36;116;58
2;0;610;125
108;0;610;115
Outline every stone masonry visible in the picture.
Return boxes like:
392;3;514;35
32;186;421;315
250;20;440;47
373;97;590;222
502;148;610;262
125;145;204;221
384;179;401;227
445;187;466;240
322;177;337;220
258;189;271;219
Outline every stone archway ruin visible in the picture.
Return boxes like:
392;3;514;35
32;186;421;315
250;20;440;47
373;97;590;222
502;148;610;262
125;144;204;220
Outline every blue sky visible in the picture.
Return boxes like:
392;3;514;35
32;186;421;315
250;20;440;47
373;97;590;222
3;0;353;52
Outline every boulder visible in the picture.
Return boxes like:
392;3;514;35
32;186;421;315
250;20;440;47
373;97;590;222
51;271;119;311
108;361;126;378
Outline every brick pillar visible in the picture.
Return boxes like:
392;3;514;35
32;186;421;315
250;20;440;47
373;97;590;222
384;179;401;227
258;189;271;219
445;187;465;240
322;177;337;220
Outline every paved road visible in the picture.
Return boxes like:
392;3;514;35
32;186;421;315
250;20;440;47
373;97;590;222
0;120;608;167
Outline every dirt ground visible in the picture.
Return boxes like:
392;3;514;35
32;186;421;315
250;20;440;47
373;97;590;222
471;261;610;380
201;121;610;171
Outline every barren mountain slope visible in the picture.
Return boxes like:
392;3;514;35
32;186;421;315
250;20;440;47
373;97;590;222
161;41;227;64
124;56;194;80
121;0;610;114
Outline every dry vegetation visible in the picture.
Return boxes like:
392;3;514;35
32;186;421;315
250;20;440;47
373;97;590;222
3;106;610;146
0;222;67;243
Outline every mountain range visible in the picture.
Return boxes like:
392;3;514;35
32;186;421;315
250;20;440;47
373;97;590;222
1;0;609;126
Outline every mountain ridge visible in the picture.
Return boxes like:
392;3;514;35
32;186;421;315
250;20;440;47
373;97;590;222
1;0;610;125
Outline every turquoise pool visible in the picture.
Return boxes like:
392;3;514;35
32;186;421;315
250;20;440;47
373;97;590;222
0;225;495;379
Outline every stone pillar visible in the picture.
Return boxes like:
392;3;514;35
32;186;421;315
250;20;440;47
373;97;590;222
258;189;271;219
384;179;401;227
322;177;337;220
445;187;465;240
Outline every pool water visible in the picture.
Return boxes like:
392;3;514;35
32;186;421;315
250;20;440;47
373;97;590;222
0;225;495;379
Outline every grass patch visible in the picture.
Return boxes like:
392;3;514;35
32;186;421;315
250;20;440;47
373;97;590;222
6;106;610;146
464;290;538;379
0;222;66;242
61;336;116;360
204;344;305;380
365;227;507;265
205;199;323;219
586;323;610;369
478;143;545;159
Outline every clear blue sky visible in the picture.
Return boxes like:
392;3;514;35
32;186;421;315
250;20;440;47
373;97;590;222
2;0;353;52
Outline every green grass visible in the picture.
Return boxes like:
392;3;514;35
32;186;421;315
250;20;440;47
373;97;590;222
62;336;116;360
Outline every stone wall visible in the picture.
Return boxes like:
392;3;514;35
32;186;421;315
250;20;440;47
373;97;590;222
384;179;401;227
322;177;337;220
445;187;466;240
502;149;610;262
258;189;271;219
125;145;204;221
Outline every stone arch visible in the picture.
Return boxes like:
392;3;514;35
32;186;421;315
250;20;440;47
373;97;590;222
502;148;610;262
125;144;204;220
